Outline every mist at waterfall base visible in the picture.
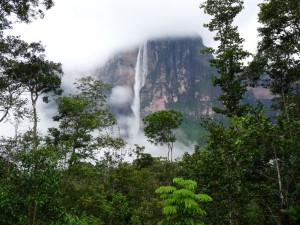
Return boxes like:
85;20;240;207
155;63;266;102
109;43;148;139
110;100;196;160
109;43;195;159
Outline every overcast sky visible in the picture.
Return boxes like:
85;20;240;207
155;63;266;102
9;0;262;75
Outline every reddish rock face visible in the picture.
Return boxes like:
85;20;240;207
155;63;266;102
97;49;139;88
96;36;220;120
248;87;274;100
96;36;272;140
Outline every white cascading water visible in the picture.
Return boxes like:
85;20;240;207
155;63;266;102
130;42;148;137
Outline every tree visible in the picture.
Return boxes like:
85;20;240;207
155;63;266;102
3;39;63;136
48;76;124;167
0;0;54;32
131;144;155;170
143;110;183;161
182;104;300;225
0;132;65;225
0;0;61;126
200;0;250;117
0;37;30;123
249;0;300;120
246;2;300;222
0;75;27;123
155;177;212;225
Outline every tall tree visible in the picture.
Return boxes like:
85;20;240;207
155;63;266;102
49;76;124;167
250;0;300;119
0;36;31;123
3;40;63;136
201;0;250;117
247;3;300;223
143;110;183;161
0;0;56;125
0;71;27;123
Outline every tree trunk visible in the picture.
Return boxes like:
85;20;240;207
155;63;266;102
167;142;173;161
273;150;290;225
31;91;38;137
31;201;38;225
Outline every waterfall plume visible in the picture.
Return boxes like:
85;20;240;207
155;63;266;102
130;42;148;137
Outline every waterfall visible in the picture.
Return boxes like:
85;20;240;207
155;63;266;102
130;42;148;137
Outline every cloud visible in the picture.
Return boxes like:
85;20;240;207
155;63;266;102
1;0;263;139
6;0;210;73
110;86;133;107
7;0;262;74
126;132;195;160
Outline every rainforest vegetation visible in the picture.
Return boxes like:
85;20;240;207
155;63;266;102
0;0;299;224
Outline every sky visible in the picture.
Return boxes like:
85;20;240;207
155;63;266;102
9;0;262;75
2;0;263;155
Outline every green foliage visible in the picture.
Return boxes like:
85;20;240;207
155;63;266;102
156;177;212;225
200;0;249;117
62;213;104;225
132;145;154;170
165;100;214;144
48;76;123;167
182;105;300;224
0;134;64;225
3;39;63;134
195;2;300;223
143;110;183;145
249;0;300;119
143;110;183;161
0;0;54;31
0;1;299;225
0;0;57;124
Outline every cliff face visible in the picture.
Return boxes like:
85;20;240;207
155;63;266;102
141;37;219;117
98;49;138;88
97;36;219;120
96;36;272;141
97;49;138;119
